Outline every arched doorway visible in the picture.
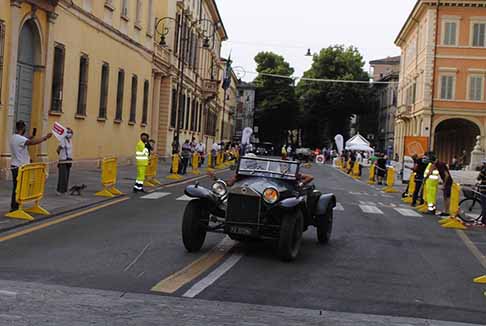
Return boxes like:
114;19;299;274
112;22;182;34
434;118;481;164
14;19;41;132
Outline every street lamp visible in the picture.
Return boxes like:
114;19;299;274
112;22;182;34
305;48;312;57
155;11;218;153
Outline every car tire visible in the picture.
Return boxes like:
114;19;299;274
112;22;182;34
182;199;209;252
317;206;333;244
278;210;303;261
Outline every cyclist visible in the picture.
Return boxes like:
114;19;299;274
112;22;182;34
476;160;486;225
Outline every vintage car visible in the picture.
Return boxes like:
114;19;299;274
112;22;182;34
181;156;336;261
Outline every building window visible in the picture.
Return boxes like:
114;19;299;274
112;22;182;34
185;96;191;130
142;80;149;125
50;44;65;113
147;0;154;34
76;54;89;116
170;89;177;128
442;21;457;45
440;75;455;100
99;63;110;119
472;23;486;47
135;0;142;27
174;13;181;54
0;21;4;106
115;69;125;121
190;99;196;131
129;75;138;123
121;0;129;19
198;103;203;132
469;75;483;101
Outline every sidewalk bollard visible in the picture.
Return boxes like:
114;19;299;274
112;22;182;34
144;156;162;187
352;161;360;179
206;152;214;172
384;167;399;193
402;173;416;203
167;154;183;180
191;152;201;175
473;275;486;284
5;163;50;221
367;164;375;185
95;157;123;198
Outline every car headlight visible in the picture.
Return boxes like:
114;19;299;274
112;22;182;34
263;187;279;204
212;180;227;196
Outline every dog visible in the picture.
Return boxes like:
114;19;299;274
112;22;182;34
69;184;87;196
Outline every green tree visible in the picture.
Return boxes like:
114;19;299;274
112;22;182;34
253;52;298;146
297;45;376;147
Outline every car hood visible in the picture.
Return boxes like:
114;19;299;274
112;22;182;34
232;177;295;195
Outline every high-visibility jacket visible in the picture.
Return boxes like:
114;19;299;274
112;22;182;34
135;140;149;167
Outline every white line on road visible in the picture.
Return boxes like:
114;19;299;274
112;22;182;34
334;203;344;211
182;253;243;298
359;205;384;214
176;195;193;201
140;192;171;199
123;242;152;272
394;208;422;217
0;290;17;296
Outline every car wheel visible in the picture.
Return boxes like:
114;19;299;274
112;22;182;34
278;210;303;261
182;199;209;252
317;206;333;244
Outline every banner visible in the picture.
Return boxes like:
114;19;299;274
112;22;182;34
404;136;428;157
334;134;344;154
52;122;67;141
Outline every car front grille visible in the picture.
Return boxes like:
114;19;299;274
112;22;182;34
226;193;261;225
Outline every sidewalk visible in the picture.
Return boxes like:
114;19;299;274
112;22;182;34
0;159;217;232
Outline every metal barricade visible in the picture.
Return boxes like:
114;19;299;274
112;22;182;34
5;163;50;221
95;157;123;198
144;156;162;187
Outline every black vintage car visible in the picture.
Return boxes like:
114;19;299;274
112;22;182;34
181;157;336;261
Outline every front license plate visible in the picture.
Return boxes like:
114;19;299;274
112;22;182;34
229;226;252;236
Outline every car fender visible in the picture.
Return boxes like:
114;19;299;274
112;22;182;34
278;196;305;210
315;193;336;216
185;185;217;202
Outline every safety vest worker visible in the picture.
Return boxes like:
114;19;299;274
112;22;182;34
133;133;150;193
426;167;440;213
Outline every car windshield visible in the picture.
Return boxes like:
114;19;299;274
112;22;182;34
238;157;299;180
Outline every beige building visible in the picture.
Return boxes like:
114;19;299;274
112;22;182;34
0;0;230;178
395;0;486;164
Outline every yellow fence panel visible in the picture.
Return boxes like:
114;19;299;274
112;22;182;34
145;156;162;187
95;157;123;197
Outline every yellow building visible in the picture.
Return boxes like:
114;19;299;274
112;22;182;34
0;0;230;178
395;0;486;164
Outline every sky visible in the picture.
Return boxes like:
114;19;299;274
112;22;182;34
215;0;417;81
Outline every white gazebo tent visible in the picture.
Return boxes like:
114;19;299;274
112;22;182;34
345;133;374;152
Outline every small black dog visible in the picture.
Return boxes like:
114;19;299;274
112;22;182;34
70;184;87;196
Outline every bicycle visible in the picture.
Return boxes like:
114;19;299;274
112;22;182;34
457;184;485;224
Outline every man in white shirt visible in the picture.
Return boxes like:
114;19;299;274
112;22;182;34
196;142;205;167
10;120;52;211
211;142;219;168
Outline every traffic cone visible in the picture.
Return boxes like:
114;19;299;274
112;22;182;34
473;275;486;284
441;219;467;230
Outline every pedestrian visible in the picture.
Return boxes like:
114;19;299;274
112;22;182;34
451;156;458;170
56;128;74;195
10;120;52;211
476;160;486;225
376;153;387;185
435;159;453;216
133;133;150;193
181;139;192;174
348;151;356;174
146;139;155;156
211;141;219;168
196;141;205;167
281;144;287;160
459;150;467;169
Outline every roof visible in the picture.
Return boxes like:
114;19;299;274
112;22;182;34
209;0;228;41
369;56;401;65
345;133;371;147
395;0;425;46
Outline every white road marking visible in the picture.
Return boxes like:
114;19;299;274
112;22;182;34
176;195;193;201
389;203;397;208
140;192;171;199
359;205;384;214
334;203;344;211
394;208;422;217
123;241;152;272
0;290;17;296
182;253;243;298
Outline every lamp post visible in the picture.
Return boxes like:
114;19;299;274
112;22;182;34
155;9;217;153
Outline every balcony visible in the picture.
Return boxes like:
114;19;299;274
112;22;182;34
202;79;219;100
153;43;171;70
396;105;412;119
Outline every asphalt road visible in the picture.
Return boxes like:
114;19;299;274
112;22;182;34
1;164;486;325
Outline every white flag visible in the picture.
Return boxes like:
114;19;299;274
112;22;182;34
334;134;344;154
52;122;67;141
241;127;253;145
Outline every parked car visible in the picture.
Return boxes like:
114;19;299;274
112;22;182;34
295;148;313;162
181;156;336;261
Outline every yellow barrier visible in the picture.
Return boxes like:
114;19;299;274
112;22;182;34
167;154;183;180
402;173;416;203
216;151;225;169
352;161;360;179
191;152;201;175
367;164;375;185
144;156;162;187
439;183;467;229
95;157;123;198
5;163;50;221
384;167;399;193
206;152;214;172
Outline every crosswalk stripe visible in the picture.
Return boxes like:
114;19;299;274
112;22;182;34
334;203;344;211
394;208;422;217
359;205;384;214
141;192;171;199
176;195;193;201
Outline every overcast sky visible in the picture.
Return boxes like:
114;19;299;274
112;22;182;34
216;0;417;81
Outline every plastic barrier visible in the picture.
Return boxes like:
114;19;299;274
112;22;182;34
473;275;486;284
5;163;50;221
402;173;416;204
95;157;123;198
415;182;429;213
367;164;375;185
144;156;162;187
167;154;183;180
384;167;399;193
352;161;360;179
206;152;214;172
191;152;201;175
440;183;467;229
216;151;225;169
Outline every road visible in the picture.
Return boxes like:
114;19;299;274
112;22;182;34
1;164;486;325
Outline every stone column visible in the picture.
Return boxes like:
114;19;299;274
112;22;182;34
150;72;161;143
1;0;22;178
157;76;172;158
